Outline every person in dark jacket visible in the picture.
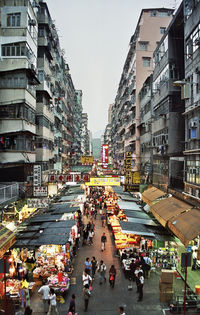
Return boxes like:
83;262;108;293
68;294;76;314
109;265;117;288
24;306;32;315
83;284;91;312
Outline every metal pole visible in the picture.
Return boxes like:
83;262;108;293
184;253;188;315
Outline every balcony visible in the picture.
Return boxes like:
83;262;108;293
0;183;19;206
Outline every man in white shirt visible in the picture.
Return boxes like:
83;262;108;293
192;249;198;270
38;281;50;312
82;269;92;287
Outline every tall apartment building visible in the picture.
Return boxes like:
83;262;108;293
0;0;86;189
81;113;90;156
73;90;83;165
111;8;173;174
104;104;113;164
139;75;153;183
36;1;55;173
0;0;39;181
151;3;185;191
183;0;200;201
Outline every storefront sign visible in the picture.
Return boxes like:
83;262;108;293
27;198;49;208
102;144;109;169
81;156;93;165
33;165;41;187
33;186;48;197
125;152;140;191
48;173;90;183
85;177;120;186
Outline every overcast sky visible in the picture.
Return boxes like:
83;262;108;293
47;0;182;136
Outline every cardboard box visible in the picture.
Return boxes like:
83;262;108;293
160;290;174;303
161;269;174;284
159;280;173;292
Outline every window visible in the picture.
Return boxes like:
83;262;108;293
160;27;166;34
0;103;35;123
38;27;45;37
2;42;26;57
158;11;169;17
143;57;151;67
139;42;148;51
150;10;156;17
7;13;21;27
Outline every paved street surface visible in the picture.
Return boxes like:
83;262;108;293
30;214;179;315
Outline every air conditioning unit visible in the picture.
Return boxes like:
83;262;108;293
29;19;36;26
190;121;197;128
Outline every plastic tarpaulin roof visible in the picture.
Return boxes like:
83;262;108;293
50;203;78;214
118;200;141;211
123;209;150;219
142;187;166;205
151;196;192;227
168;208;200;246
126;217;158;226
119;221;155;237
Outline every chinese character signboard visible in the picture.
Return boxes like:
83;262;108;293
48;173;90;183
102;144;109;169
125;152;140;191
81;156;93;165
33;186;48;197
85;177;120;186
33;165;41;186
27;198;49;208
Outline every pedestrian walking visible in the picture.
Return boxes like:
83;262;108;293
38;280;50;313
101;232;107;251
84;257;92;275
68;294;76;314
192;249;197;270
47;288;59;315
83;284;91;312
82;269;92;287
88;229;94;245
137;271;144;302
109;265;117;288
101;213;106;227
135;265;143;293
24;306;32;315
98;260;106;284
118;306;126;315
91;256;98;279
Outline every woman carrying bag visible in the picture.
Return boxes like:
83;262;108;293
109;265;117;288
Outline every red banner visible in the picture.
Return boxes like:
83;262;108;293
102;144;109;169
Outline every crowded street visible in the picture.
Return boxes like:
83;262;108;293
23;186;185;315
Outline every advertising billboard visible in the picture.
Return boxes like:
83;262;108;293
102;144;109;169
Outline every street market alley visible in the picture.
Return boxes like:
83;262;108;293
30;213;165;315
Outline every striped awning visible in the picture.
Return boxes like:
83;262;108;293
0;225;16;258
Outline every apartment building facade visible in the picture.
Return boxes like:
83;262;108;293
0;0;38;181
81;113;90;156
73;89;83;165
139;75;153;183
0;0;85;189
183;0;200;201
151;3;185;191
111;8;173;174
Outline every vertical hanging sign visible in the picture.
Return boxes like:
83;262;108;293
33;165;41;187
102;144;109;169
